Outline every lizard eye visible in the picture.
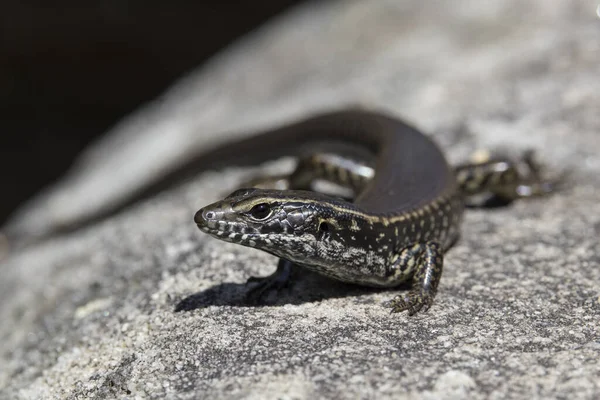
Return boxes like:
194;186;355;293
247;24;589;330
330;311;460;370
249;203;271;220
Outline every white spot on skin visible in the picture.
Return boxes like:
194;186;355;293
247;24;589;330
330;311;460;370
313;239;389;284
376;232;387;243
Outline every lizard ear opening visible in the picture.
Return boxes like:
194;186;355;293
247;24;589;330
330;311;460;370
317;221;331;241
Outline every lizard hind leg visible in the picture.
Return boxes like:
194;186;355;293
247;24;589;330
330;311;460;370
289;153;374;194
237;152;374;198
455;149;565;206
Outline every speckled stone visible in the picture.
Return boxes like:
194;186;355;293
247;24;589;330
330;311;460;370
1;1;599;399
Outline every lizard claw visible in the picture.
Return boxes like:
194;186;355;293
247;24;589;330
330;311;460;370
388;290;434;316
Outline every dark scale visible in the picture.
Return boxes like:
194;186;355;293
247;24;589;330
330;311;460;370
194;110;561;315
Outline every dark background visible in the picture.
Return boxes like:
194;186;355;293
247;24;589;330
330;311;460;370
0;1;304;225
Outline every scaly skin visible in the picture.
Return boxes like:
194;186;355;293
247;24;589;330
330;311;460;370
193;111;560;315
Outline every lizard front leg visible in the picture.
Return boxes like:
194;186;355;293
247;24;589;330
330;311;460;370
245;258;296;303
388;242;444;315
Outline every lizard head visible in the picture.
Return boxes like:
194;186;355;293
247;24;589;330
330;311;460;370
194;188;352;264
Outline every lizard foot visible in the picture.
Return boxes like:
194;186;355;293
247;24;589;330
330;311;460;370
388;290;434;316
245;259;294;304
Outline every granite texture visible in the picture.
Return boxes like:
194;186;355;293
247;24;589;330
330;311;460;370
1;0;599;399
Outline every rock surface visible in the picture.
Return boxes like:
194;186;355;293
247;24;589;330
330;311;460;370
1;0;599;399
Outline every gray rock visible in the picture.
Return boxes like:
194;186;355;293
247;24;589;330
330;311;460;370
1;0;599;399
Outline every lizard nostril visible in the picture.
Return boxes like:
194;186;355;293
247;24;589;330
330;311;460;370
194;208;212;224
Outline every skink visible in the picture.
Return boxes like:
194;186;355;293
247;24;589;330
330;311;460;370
194;109;556;315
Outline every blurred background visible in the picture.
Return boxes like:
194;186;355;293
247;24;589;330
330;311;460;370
0;1;305;226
